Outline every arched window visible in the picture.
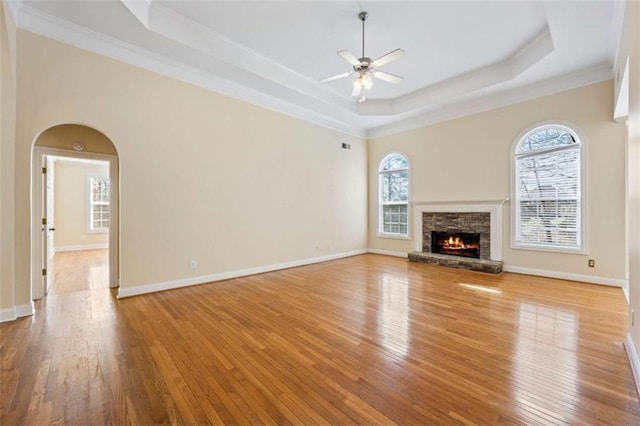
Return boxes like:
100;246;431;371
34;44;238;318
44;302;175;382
379;153;410;237
512;124;584;252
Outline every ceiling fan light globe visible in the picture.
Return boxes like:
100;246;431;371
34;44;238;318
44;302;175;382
361;74;373;89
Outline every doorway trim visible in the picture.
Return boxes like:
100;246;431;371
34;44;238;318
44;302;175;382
31;146;120;299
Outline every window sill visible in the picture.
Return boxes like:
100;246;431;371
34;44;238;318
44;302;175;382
511;242;586;255
88;229;109;234
377;232;411;241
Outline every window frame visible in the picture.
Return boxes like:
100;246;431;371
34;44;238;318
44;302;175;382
87;174;111;234
510;122;587;254
377;152;411;240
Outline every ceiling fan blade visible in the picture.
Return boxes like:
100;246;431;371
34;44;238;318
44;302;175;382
351;83;362;97
373;71;404;84
373;48;405;67
338;50;362;67
320;71;352;83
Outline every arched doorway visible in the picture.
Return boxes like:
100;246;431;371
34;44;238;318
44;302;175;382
31;124;119;299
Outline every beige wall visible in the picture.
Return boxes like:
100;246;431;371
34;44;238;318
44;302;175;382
53;160;109;249
11;30;367;305
617;1;640;371
0;3;17;311
2;9;633;324
368;81;627;281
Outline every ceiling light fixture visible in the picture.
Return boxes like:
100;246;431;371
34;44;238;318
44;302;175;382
320;11;405;103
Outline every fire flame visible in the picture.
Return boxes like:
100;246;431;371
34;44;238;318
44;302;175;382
447;236;466;248
442;235;478;250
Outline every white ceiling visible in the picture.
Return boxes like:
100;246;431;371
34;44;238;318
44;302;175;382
8;1;624;138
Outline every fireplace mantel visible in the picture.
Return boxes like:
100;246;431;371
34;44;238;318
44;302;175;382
412;200;506;261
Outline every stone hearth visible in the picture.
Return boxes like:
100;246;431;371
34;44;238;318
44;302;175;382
408;252;503;274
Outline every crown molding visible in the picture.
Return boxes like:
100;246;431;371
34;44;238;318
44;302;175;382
358;27;554;116
12;2;617;141
16;4;367;138
125;1;355;110
367;63;612;139
134;1;554;119
122;1;560;122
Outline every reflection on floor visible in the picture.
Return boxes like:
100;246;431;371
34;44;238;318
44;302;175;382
1;254;639;424
49;249;109;295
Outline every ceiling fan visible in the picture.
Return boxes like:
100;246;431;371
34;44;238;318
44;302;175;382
320;11;404;103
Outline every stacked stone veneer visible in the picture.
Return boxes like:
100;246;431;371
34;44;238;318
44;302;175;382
422;212;491;260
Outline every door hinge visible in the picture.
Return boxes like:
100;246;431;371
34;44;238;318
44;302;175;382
42;218;47;225
42;268;47;276
42;167;47;174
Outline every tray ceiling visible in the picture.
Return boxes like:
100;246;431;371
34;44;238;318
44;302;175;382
8;1;623;137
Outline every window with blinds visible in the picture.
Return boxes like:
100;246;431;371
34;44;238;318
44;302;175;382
513;125;583;251
379;153;410;237
90;176;110;232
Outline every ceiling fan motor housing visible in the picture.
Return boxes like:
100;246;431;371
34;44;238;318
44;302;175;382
355;58;372;72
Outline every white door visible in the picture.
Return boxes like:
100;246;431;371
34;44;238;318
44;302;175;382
41;156;55;295
47;157;55;261
41;156;49;295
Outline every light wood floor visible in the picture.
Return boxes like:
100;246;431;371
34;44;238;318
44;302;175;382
48;249;110;294
1;252;639;425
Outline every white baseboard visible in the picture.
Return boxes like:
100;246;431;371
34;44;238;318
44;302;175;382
625;333;640;398
0;307;16;322
369;251;626;287
118;249;368;298
0;302;35;323
367;249;408;258
624;285;630;305
503;265;626;287
16;302;35;318
55;243;109;252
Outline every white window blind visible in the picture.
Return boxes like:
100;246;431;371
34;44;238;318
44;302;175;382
514;126;582;250
379;154;409;237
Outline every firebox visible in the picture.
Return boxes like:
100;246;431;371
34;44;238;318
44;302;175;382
431;231;481;259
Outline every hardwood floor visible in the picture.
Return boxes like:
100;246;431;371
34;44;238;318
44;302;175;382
1;253;639;424
48;249;110;294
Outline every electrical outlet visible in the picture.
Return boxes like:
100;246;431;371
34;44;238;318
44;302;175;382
588;259;595;268
190;260;197;269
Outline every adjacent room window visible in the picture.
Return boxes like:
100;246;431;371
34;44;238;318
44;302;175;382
513;124;584;252
89;176;110;232
379;153;410;237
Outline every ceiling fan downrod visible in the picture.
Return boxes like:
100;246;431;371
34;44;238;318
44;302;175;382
359;11;368;59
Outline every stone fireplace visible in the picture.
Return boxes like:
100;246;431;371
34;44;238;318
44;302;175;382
408;201;505;273
423;212;490;259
